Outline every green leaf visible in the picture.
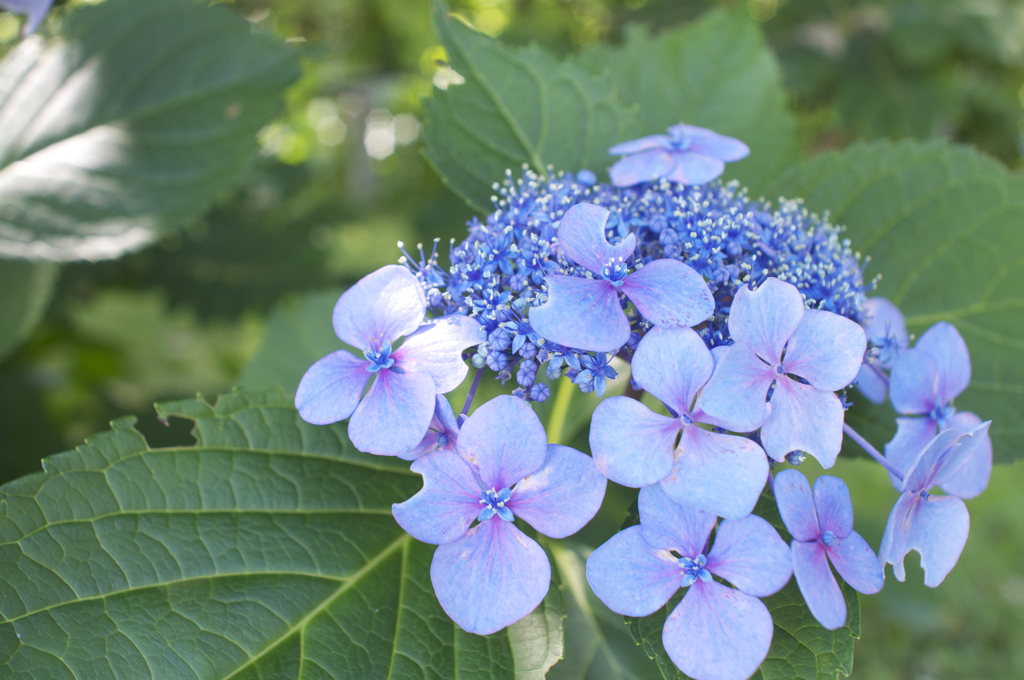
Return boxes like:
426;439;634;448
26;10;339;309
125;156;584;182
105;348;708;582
0;388;562;679
422;1;637;213
765;139;1024;463
0;258;57;361
579;6;798;196
0;0;299;262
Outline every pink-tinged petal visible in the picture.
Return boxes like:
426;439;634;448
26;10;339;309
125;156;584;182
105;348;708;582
889;348;941;415
398;430;442;462
940;412;992;500
608;134;672;155
586;526;683;617
784;309;866;392
457;395;547;489
761;378;845;467
609;149;676;186
332;265;425;350
914;322;971;405
621;260;715;329
773;469;820;542
878;492;916;582
664;152;726;184
294;349;371;425
697;343;775;433
863;298;908;358
509;444;607;539
880;493;970;588
827;531;884;595
727;277;805;363
348;370;436;455
813;476;854;539
663;580;774;680
792;540;846;630
431;520;550;635
392;315;486;394
855;362;889;405
555;203;637;273
392;450;481;545
901;423;990;494
884;417;937;490
660;426;768;520
530;275;629;352
590;397;680;487
706;515;792;597
688;134;750;162
639;485;716;558
631;327;713;416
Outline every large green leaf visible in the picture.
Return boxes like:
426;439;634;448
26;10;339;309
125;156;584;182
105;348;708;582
0;0;299;262
579;6;798;196
0;388;563;679
0;258;57;362
422;1;637;213
765;139;1024;463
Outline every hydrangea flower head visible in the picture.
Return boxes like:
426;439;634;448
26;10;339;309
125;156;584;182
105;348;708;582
393;395;607;635
700;277;867;467
608;124;750;187
774;470;884;630
586;486;791;680
530;203;715;351
590;327;768;519
879;421;991;587
0;0;53;35
295;265;484;455
855;297;908;404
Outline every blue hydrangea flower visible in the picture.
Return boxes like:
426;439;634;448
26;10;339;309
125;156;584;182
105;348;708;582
571;352;618;398
587;486;792;680
0;0;53;35
608;124;750;187
530;203;715;352
295;265;485;455
700;277;867;467
855;298;908;404
392;395;607;635
590;327;768;519
774;470;884;630
398;395;461;461
878;421;991;587
884;322;991;498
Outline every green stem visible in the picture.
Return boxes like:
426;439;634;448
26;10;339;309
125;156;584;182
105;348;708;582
546;377;575;445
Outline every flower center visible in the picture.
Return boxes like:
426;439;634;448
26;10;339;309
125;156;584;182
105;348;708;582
600;259;629;287
929;402;956;429
668;128;692;151
786;451;807;466
678;554;712;587
681;414;693;425
775;363;786;375
478;487;514;522
435;433;450;447
364;341;396;373
821;530;837;547
875;330;902;367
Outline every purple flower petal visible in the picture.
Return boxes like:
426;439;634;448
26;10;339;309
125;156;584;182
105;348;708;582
663;579;774;680
914;322;971;405
590;397;680;487
631;327;713;416
530;275;629;352
687;132;750;162
431;519;550;635
348;369;436;455
332;265;425;350
855;363;889;405
784;309;866;391
773;469;820;542
889;348;941;415
639;485;716;558
879;493;970;587
509;444;607;539
697;343;775;433
294;349;371;425
457;395;547;490
940;411;992;500
586;525;683;617
609;149;676;186
827;531;884;595
659;426;768;520
663;152;726;184
706;515;792;597
877;492;915;582
608;134;672;155
884;416;937;489
392;449;481;544
2;0;53;35
555;203;637;273
792;540;846;630
727;277;805;364
397;396;460;461
812;476;854;539
760;377;845;466
902;422;990;494
863;297;908;360
393;315;485;393
621;260;715;330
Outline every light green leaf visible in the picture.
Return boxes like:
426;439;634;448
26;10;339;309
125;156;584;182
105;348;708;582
765;139;1024;463
0;0;299;262
0;258;57;361
0;388;562;679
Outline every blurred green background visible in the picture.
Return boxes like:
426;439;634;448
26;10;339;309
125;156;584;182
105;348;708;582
1;0;1023;677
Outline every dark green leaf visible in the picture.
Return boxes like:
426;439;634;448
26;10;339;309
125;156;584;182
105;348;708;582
0;259;57;362
0;0;299;262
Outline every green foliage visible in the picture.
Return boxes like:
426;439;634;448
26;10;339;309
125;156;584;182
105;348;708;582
0;0;299;262
766;139;1024;463
0;259;57;362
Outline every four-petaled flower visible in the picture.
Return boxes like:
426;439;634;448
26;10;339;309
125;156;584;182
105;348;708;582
700;277;866;467
0;0;54;35
608;123;750;187
855;298;908;405
587;486;792;680
530;203;715;352
879;421;991;587
590;327;768;519
774;470;884;630
295;265;485;455
392;395;607;635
